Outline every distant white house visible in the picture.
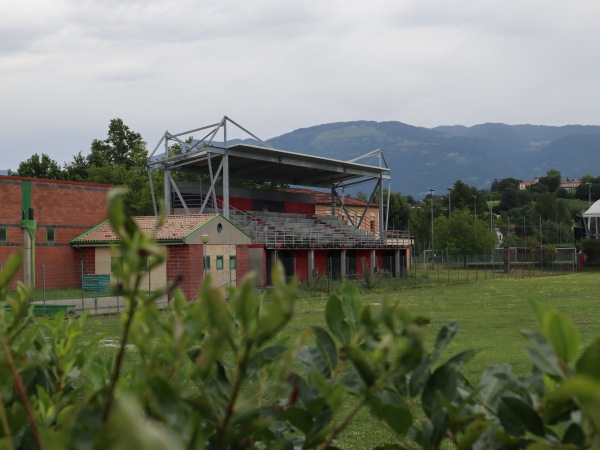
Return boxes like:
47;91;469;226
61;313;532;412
495;228;504;246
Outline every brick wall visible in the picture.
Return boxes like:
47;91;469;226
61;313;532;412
235;245;249;285
166;244;203;301
285;202;314;215
0;177;111;289
83;248;95;275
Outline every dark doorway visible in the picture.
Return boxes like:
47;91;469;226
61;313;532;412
327;250;342;280
345;250;357;278
381;250;397;277
266;250;294;285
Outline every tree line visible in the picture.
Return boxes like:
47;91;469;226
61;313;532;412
14;119;599;255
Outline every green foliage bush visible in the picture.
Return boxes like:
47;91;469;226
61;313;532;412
2;188;600;449
580;238;600;266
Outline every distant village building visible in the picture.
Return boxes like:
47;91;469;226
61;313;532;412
518;177;581;191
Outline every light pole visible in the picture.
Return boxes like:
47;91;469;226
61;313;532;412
201;234;210;274
587;183;592;205
429;188;435;250
489;195;494;230
447;187;452;217
472;195;477;224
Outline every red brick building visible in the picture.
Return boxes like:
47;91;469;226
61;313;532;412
0;176;111;289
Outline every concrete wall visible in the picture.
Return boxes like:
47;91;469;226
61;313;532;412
94;246;167;292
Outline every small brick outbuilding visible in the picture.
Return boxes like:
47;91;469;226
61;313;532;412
71;214;252;301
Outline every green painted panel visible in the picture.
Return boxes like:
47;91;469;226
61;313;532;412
82;274;111;293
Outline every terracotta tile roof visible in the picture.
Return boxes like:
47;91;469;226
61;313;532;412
72;214;216;244
286;187;378;207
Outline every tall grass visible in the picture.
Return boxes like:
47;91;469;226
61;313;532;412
81;272;600;449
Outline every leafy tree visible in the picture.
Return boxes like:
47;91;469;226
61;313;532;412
434;208;498;257
575;180;600;203
499;187;532;211
83;119;155;215
17;153;63;179
448;180;485;216
538;169;562;193
63;151;91;181
490;177;521;193
355;190;367;201
88;118;147;169
387;192;411;230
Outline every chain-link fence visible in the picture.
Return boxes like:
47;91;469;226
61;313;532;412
2;247;580;313
303;248;579;293
1;254;247;315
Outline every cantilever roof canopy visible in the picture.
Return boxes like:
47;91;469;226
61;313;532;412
147;117;391;232
149;142;389;188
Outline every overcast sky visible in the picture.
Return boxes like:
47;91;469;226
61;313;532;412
2;0;599;171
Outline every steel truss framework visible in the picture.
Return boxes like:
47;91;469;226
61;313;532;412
147;116;392;234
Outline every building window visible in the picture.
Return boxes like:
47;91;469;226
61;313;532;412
46;228;55;244
0;227;6;244
216;255;224;270
217;223;223;233
229;256;237;270
204;256;210;270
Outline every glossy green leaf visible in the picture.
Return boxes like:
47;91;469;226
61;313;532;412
285;407;314;434
231;273;259;342
346;343;377;387
339;371;365;396
546;376;600;436
368;390;413;435
498;396;544;437
457;419;492;450
421;361;459;417
325;294;351;345
298;345;327;377
312;326;338;377
543;309;580;365
340;282;361;329
522;329;564;378
247;345;287;374
0;252;23;289
432;321;459;362
576;337;600;380
479;364;512;408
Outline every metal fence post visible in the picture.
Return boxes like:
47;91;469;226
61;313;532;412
43;263;46;315
81;260;85;313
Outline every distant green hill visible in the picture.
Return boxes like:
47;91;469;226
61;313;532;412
259;121;600;197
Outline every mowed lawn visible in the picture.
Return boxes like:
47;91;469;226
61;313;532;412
81;272;600;449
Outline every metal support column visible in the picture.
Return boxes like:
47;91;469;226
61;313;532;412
341;249;347;279
222;121;230;219
164;170;171;215
331;186;336;217
308;250;315;284
370;249;377;277
379;178;384;237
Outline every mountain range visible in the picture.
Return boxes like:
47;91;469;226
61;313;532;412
257;121;600;198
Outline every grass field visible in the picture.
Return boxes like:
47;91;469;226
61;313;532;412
80;272;600;449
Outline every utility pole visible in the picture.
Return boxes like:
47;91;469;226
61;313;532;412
429;188;435;250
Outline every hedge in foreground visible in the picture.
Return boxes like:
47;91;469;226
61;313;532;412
1;187;600;449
